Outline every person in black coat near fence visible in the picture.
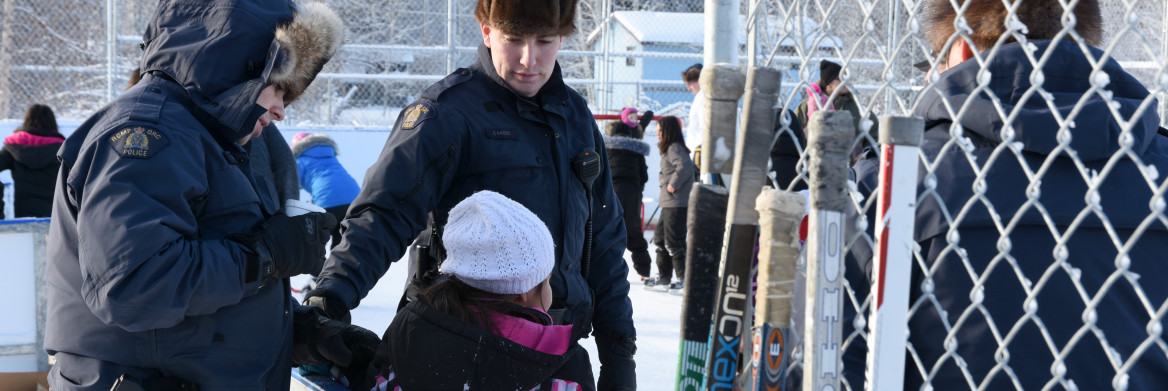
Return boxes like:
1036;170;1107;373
0;104;65;218
604;107;654;282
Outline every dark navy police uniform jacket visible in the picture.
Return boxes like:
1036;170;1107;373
317;44;636;343
843;40;1168;390
44;0;298;389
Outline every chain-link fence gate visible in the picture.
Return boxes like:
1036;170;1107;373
748;0;1168;390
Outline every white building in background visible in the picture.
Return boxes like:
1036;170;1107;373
586;11;842;114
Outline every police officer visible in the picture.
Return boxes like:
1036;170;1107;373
305;0;637;389
44;1;379;389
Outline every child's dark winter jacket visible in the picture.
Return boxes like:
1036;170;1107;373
0;129;65;217
364;300;580;391
603;133;650;186
291;133;360;209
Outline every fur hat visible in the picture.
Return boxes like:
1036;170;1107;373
440;191;555;295
268;1;345;105
475;0;577;36
818;60;842;89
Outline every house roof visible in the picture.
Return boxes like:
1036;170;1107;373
585;11;841;50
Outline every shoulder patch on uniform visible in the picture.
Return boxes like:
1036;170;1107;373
108;126;170;159
400;103;436;130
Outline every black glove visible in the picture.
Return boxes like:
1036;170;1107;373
596;335;637;391
292;306;380;383
638;110;654;131
248;212;336;285
304;287;352;323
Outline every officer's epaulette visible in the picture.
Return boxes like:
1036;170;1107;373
420;68;474;101
107;89;171;159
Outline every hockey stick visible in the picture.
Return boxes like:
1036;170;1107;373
802;110;856;391
864;116;924;391
703;66;780;390
751;188;805;391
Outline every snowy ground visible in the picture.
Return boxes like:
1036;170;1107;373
291;228;684;388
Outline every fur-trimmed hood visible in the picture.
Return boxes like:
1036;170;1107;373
603;134;650;156
290;133;338;158
269;1;344;105
139;0;342;143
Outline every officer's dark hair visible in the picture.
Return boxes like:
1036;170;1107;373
922;0;1102;57
20;104;63;139
657;115;689;156
682;63;702;84
418;276;549;335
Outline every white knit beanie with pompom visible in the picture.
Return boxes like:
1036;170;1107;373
439;191;555;295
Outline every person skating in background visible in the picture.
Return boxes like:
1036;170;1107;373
604;107;654;282
681;64;704;153
646;116;695;291
291;132;360;248
363;191;582;390
43;1;378;389
794;60;879;162
303;0;638;389
0;103;65;218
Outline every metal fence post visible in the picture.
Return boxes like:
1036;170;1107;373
106;0;117;102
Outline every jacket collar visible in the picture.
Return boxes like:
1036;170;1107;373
472;44;571;116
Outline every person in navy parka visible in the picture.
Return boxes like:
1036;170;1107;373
304;0;638;389
840;0;1168;389
291;132;361;248
43;1;378;390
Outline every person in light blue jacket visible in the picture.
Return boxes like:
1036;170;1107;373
292;132;361;248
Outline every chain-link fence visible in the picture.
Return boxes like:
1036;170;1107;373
754;0;1168;390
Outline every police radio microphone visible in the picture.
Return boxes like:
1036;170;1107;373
571;150;601;191
571;150;601;278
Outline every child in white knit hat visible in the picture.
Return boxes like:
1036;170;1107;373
361;191;584;391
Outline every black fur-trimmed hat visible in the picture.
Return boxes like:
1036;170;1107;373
475;0;578;37
268;1;345;105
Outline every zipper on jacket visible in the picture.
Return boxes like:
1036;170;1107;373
400;144;458;204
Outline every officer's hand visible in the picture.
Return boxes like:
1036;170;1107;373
305;287;352;323
252;212;337;284
596;334;637;390
293;306;380;382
